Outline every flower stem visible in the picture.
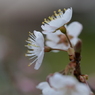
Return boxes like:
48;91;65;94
51;48;67;52
44;46;67;52
59;26;73;48
65;32;73;48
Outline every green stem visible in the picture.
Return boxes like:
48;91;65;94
51;48;67;52
59;26;73;48
65;32;73;48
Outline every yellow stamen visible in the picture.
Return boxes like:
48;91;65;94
42;9;65;24
28;64;30;66
28;43;31;46
29;31;33;35
27;50;30;53
25;54;27;56
44;18;49;23
51;15;55;20
54;11;59;16
31;44;39;47
28;37;30;40
48;16;53;20
64;8;66;11
42;22;45;24
58;9;61;12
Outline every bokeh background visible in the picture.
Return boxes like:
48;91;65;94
0;0;95;95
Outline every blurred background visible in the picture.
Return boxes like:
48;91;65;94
0;0;95;95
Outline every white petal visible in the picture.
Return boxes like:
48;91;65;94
34;30;43;39
75;83;91;95
46;41;69;50
29;55;37;60
46;33;60;43
46;30;62;41
53;43;69;50
42;30;55;34
34;50;44;70
67;21;83;37
62;7;72;23
71;37;79;46
36;82;49;90
55;30;63;35
34;30;44;47
41;24;56;31
46;41;57;48
49;73;66;89
25;53;35;57
49;18;66;28
37;82;63;95
62;76;78;87
49;73;78;89
42;87;64;95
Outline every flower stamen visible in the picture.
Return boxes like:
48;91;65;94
42;8;69;25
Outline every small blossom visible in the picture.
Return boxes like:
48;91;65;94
25;30;44;70
37;73;91;95
41;8;72;34
45;21;83;52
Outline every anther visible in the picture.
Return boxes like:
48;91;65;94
42;22;45;24
48;16;53;20
64;8;66;11
58;9;61;12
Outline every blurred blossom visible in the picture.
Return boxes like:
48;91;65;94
37;73;91;95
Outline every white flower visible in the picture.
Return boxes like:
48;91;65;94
37;73;91;95
25;30;44;70
41;8;72;34
45;21;83;51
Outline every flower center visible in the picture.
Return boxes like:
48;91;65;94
58;34;73;46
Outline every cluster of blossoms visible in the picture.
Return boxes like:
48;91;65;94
25;7;93;95
37;73;91;95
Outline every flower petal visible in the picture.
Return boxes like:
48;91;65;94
49;73;79;89
76;83;91;95
46;33;60;43
46;41;57;48
62;7;73;23
71;37;79;46
34;50;44;70
42;87;64;95
67;21;83;37
49;18;66;28
49;73;66;89
41;24;56;31
36;82;49;90
34;30;44;47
